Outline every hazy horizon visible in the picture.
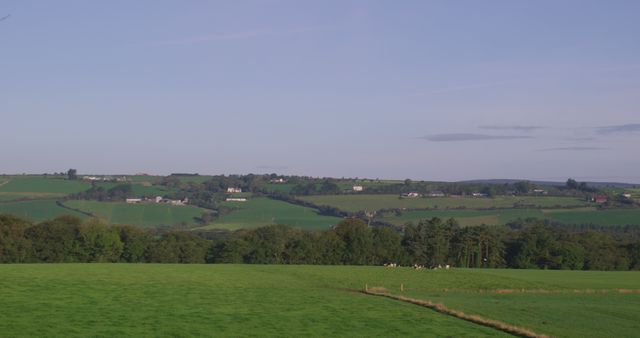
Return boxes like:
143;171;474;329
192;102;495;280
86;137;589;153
2;1;639;182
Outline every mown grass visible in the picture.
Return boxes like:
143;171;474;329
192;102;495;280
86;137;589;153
0;265;638;337
64;200;207;227
205;197;342;230
0;265;512;338
0;200;87;222
300;195;589;212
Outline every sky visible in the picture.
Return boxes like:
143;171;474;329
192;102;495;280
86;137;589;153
1;0;639;182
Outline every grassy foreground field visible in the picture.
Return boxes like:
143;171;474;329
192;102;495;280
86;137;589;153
0;265;638;337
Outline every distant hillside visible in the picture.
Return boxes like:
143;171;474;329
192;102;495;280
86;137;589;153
459;179;640;189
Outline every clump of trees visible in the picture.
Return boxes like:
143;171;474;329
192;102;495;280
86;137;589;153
1;214;638;270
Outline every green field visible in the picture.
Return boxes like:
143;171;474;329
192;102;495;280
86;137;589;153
0;265;638;337
208;197;342;230
64;200;207;227
0;200;87;222
381;207;640;226
94;182;175;197
301;194;590;212
0;176;90;200
381;209;545;226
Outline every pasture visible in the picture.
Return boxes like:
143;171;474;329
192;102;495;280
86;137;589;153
0;200;87;222
0;176;90;201
381;207;640;226
206;197;342;230
0;265;638;337
63;200;207;227
300;194;590;213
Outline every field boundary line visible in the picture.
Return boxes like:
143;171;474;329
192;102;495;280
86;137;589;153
361;287;549;338
55;200;96;218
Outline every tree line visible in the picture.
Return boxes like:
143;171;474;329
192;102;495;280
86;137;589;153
1;214;638;269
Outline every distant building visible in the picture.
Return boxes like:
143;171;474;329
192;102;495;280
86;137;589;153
154;196;188;205
533;189;547;195
226;198;247;202
621;193;632;199
472;192;488;197
126;198;142;204
593;195;608;204
401;192;421;198
352;185;364;192
427;191;445;197
227;187;242;193
270;178;286;184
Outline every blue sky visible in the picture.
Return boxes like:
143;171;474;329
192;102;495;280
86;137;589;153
1;1;639;182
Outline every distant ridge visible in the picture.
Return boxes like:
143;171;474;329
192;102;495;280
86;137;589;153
459;179;640;189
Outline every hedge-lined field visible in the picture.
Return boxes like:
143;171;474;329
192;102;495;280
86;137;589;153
0;265;637;337
63;200;207;227
300;194;589;212
0;176;90;200
381;207;640;226
205;197;341;230
0;200;87;222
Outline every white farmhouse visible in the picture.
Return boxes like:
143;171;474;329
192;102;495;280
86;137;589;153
227;187;242;193
352;185;364;192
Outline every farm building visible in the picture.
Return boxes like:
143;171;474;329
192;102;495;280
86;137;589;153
126;198;142;204
155;196;189;206
226;198;247;202
352;185;364;192
427;191;445;197
270;178;286;183
533;189;547;194
592;195;608;204
621;193;632;199
401;192;421;198
227;187;242;193
472;192;488;197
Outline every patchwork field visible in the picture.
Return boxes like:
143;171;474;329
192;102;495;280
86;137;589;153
0;200;88;222
300;194;589;212
63;200;207;227
0;265;638;337
207;197;342;230
0;176;90;200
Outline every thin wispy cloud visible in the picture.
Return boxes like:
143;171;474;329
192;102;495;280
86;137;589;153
595;123;640;135
479;125;545;132
156;25;334;46
422;133;533;142
405;81;512;97
537;146;606;152
564;136;596;141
